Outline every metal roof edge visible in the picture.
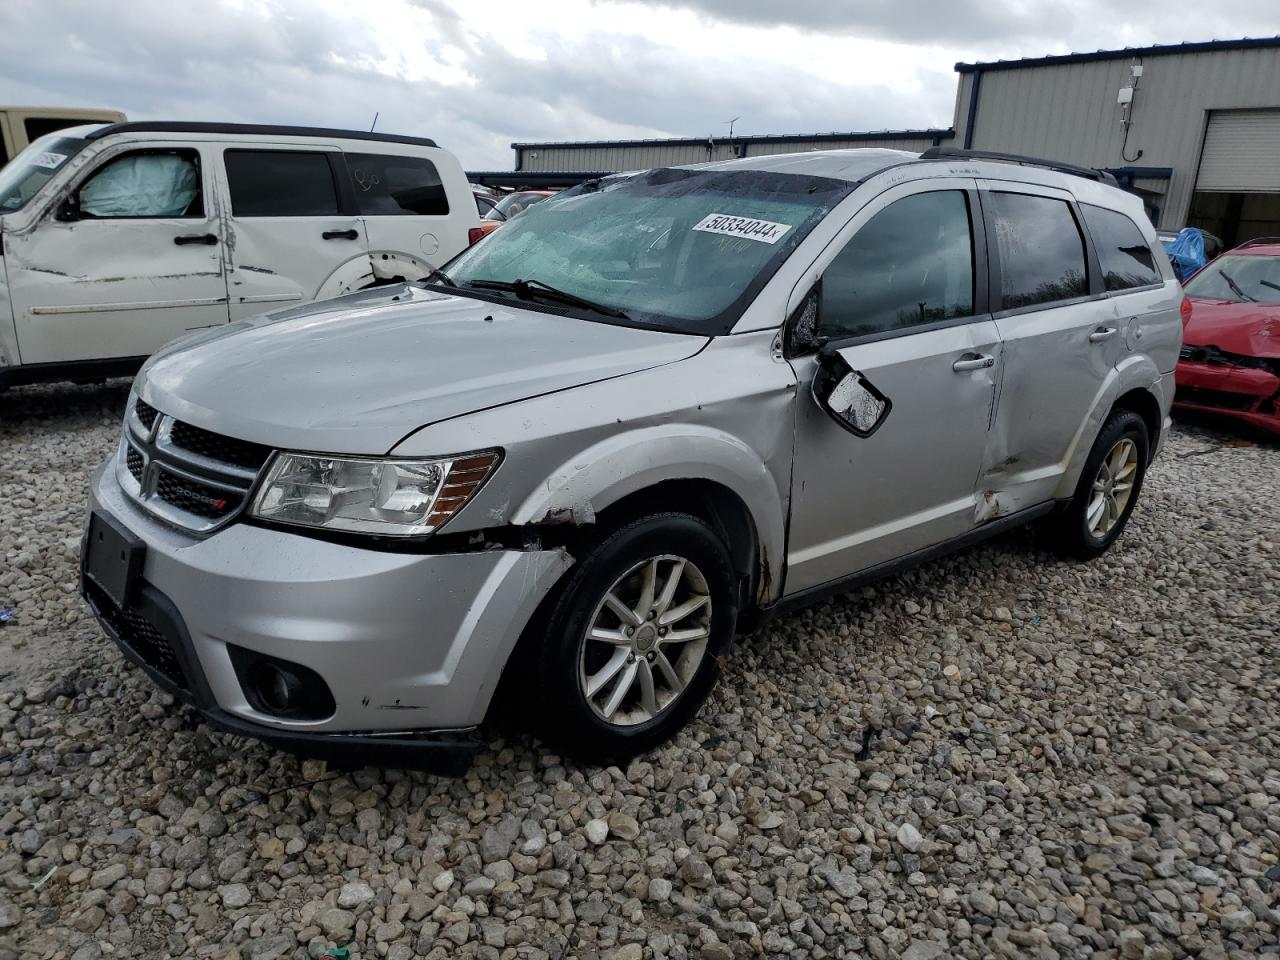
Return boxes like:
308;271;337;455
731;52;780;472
85;121;439;148
955;36;1280;73
511;128;954;150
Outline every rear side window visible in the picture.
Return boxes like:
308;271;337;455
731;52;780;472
345;153;449;216
1081;204;1160;291
988;192;1087;310
225;150;339;216
819;190;975;340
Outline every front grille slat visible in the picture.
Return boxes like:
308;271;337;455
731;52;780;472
122;400;273;533
134;398;160;432
169;421;273;471
126;445;144;483
155;470;242;520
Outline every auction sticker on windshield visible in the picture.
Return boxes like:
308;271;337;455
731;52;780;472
693;213;792;244
32;152;68;169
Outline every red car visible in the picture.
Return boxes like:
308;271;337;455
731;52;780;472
1175;238;1280;434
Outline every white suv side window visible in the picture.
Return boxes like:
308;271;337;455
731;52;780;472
79;151;202;219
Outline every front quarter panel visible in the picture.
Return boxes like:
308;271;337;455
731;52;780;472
392;331;796;604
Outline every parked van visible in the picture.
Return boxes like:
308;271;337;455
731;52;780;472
0;122;480;388
0;106;126;168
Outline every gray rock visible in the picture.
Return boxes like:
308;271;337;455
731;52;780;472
337;881;375;908
219;883;252;908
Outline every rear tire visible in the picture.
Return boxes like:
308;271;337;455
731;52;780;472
530;512;737;764
1046;409;1149;559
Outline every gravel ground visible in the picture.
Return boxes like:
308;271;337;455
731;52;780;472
1;382;1278;960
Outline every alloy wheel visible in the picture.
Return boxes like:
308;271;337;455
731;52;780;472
578;555;712;727
1087;437;1139;538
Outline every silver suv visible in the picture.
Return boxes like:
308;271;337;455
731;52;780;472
81;147;1182;769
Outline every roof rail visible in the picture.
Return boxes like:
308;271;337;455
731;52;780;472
1237;236;1280;248
85;121;438;149
919;146;1119;186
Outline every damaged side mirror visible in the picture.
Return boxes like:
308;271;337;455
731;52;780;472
55;195;81;222
813;348;891;437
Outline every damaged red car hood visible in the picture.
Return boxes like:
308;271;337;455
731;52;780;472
1184;298;1280;358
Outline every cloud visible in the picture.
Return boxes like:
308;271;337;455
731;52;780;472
625;0;1280;50
0;0;1274;170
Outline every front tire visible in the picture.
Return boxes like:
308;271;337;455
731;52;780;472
1047;409;1149;559
531;512;738;763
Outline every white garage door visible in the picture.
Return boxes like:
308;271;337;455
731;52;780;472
1197;109;1280;192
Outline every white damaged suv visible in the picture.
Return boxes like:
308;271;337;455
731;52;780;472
81;147;1181;769
0;121;478;390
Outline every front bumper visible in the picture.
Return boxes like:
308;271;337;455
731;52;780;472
82;458;572;766
1174;359;1280;434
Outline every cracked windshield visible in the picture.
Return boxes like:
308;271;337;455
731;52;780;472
445;168;852;333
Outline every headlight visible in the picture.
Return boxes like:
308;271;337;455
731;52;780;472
250;450;500;536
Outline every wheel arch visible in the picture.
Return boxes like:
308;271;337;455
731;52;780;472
509;425;786;609
1109;386;1162;457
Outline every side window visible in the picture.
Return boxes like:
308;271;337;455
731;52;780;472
1080;203;1161;291
345;153;449;216
78;150;202;219
225;150;340;217
988;192;1087;310
819;190;974;340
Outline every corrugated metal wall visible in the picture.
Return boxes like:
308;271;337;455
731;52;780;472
958;47;1280;228
516;136;940;173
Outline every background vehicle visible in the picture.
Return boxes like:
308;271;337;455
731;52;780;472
0;105;125;168
0;121;479;389
473;189;556;239
82;148;1179;768
1175;237;1280;433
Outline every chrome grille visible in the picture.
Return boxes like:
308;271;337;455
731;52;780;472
121;396;273;533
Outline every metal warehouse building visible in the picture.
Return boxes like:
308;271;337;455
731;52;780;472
498;37;1280;245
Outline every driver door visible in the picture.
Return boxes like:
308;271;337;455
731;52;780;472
784;180;1003;594
7;144;230;364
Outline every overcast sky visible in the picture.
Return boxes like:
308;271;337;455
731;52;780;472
2;0;1277;169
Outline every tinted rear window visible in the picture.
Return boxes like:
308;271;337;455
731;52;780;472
989;192;1088;310
1081;204;1160;291
225;150;339;216
346;152;448;216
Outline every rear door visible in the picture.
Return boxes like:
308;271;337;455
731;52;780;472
980;182;1114;507
219;147;367;320
785;180;1003;593
343;149;469;276
7;142;230;364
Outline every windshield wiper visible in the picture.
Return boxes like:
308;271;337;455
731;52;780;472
1218;268;1255;302
467;278;630;319
1260;278;1280;293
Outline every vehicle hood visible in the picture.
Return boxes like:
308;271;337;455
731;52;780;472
1184;297;1280;359
139;285;708;455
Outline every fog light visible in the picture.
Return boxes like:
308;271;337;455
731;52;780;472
254;662;303;713
227;645;336;721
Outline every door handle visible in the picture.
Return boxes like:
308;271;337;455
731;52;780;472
1089;326;1118;342
952;353;996;372
322;229;360;240
174;233;218;246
